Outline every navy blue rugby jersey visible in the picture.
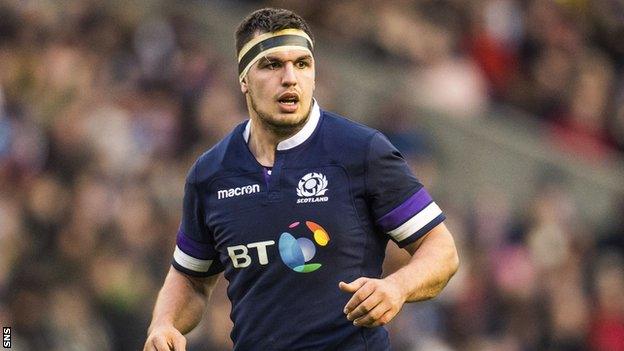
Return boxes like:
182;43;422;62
171;102;446;351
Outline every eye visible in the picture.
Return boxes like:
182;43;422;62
295;60;309;69
264;61;281;70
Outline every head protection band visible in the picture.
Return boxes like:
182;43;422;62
237;29;314;82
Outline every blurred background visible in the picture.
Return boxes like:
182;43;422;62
1;0;623;350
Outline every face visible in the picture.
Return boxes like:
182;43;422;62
240;45;315;135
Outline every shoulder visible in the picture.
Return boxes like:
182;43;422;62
187;122;247;185
319;110;381;150
318;111;403;174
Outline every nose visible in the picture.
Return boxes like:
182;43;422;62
281;62;297;86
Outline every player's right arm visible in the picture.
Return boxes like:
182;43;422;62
144;267;220;351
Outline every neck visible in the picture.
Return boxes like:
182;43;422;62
247;114;308;167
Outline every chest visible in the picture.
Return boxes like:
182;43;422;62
201;164;368;272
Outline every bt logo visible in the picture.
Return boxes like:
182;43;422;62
226;220;331;273
279;221;330;273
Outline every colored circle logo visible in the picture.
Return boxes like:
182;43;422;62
278;221;330;273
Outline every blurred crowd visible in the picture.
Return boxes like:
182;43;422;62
284;0;624;161
0;0;623;350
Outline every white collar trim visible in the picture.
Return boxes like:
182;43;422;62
243;100;320;151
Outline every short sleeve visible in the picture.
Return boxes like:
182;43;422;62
366;132;445;247
172;170;224;276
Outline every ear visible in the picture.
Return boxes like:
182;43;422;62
240;77;248;94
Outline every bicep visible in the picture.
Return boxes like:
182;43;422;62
402;222;456;256
167;266;220;298
366;133;445;248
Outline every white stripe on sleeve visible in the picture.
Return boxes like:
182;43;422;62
387;202;442;242
173;246;213;272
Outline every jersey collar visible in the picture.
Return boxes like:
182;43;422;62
243;99;321;151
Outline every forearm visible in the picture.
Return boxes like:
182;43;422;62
148;267;219;335
385;224;459;303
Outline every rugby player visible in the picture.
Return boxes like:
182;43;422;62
144;7;459;351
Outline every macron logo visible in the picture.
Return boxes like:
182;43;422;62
218;184;261;200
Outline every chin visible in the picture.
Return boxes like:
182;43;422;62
271;114;305;126
260;112;308;133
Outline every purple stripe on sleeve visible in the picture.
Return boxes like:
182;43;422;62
176;230;214;260
376;188;433;231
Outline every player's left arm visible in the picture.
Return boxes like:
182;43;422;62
339;222;459;327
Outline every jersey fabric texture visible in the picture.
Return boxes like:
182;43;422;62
171;102;446;351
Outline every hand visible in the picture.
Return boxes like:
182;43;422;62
338;277;406;328
144;325;186;351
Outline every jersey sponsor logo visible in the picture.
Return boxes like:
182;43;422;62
225;220;331;273
217;184;261;199
278;221;330;273
227;240;275;268
296;172;328;203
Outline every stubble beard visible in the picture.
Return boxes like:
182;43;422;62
249;92;312;138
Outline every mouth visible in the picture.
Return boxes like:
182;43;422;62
278;92;299;105
277;92;300;112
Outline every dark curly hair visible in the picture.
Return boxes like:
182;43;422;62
235;8;314;56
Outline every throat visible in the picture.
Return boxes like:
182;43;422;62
247;113;308;166
247;124;277;167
